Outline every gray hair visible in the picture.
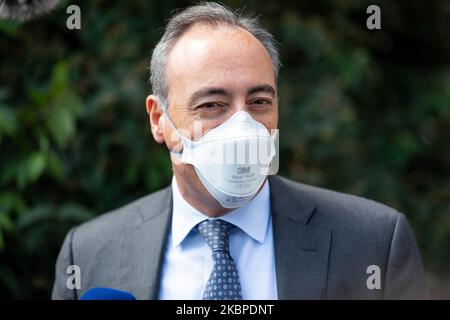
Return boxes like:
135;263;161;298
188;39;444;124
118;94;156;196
149;1;280;110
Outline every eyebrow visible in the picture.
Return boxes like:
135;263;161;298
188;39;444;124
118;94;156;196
188;87;229;107
247;84;276;97
188;84;276;107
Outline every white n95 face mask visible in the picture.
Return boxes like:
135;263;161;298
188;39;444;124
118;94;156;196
165;110;277;208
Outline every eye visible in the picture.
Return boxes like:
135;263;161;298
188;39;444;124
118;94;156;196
250;99;272;106
196;102;224;110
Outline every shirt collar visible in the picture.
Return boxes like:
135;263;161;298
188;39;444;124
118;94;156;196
170;176;271;248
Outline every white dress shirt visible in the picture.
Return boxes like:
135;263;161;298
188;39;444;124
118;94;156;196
158;176;278;300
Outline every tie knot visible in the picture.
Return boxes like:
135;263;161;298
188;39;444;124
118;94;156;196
196;219;235;253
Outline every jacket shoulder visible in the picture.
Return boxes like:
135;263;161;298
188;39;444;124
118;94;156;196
270;175;400;230
72;186;171;244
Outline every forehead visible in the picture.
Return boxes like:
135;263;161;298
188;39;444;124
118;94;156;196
166;23;274;88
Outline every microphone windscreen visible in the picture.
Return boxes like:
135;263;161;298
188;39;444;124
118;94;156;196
80;287;137;300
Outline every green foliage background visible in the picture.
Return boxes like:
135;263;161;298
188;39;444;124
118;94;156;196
0;0;449;299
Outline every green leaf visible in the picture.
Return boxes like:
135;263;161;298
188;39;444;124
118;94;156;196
50;62;70;95
27;152;47;183
16;205;53;230
0;106;18;136
0;211;14;231
15;152;47;189
0;161;18;187
29;88;49;109
0;192;27;214
45;151;65;181
45;107;76;147
58;204;94;223
0;19;20;36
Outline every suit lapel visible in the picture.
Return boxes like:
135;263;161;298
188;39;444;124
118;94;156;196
120;186;173;300
269;176;331;299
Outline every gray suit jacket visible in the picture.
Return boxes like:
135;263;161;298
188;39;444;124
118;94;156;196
52;175;428;299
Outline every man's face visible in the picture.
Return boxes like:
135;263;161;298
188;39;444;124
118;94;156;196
164;23;278;144
147;23;278;211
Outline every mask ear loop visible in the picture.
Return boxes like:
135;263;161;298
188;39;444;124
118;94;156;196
158;98;194;158
164;113;183;158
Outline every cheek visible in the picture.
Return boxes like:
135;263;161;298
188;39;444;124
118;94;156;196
255;109;278;131
269;104;279;128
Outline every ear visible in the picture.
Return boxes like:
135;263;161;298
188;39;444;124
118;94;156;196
146;95;165;144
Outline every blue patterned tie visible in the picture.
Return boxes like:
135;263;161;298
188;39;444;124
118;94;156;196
196;219;243;300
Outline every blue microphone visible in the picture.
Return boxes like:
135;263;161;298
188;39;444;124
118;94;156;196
80;287;136;300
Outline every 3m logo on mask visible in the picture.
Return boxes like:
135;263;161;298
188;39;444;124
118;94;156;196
236;166;251;175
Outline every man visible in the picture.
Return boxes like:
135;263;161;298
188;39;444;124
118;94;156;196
52;2;428;300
